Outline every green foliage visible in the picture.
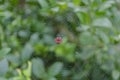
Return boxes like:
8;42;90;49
0;0;120;80
0;48;11;60
32;58;46;79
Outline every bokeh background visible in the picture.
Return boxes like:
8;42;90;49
0;0;120;80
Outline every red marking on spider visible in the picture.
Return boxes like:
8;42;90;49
55;36;62;44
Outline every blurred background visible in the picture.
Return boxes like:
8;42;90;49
0;0;120;80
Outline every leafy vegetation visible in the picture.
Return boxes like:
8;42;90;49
0;0;120;80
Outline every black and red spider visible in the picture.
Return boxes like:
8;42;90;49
55;35;63;44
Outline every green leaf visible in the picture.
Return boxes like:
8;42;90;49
0;48;11;60
49;0;56;6
99;1;115;11
6;54;21;68
112;70;120;80
32;58;46;79
0;59;9;76
73;0;81;6
92;18;112;28
21;43;34;62
0;77;7;80
57;1;67;10
99;32;109;44
48;62;63;76
80;32;99;45
23;61;32;78
38;0;49;8
101;60;114;72
79;47;96;60
81;0;89;5
48;77;57;80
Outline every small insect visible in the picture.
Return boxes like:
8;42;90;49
55;35;62;44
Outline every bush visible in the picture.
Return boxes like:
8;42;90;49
0;0;120;80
